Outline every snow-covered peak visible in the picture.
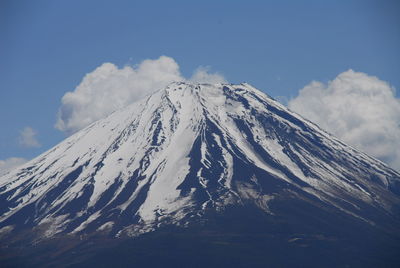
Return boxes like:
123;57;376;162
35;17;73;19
0;82;399;239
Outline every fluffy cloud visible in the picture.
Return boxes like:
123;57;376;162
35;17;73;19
288;70;400;170
18;127;41;148
55;56;226;134
55;56;182;134
0;157;28;176
189;66;227;84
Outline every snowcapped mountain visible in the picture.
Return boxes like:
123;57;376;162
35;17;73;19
1;82;399;241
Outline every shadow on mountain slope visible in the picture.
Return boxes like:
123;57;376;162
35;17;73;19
1;204;399;268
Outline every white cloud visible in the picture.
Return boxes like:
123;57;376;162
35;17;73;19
18;127;41;148
288;69;400;171
55;56;226;134
189;66;227;84
0;157;28;176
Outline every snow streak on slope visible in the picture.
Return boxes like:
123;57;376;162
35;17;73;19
0;82;399;238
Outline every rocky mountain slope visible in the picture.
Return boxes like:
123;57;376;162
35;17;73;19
0;82;399;246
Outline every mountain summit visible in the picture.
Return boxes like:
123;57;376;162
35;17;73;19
1;82;400;266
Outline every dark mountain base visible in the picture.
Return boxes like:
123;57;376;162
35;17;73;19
1;206;399;268
1;228;399;268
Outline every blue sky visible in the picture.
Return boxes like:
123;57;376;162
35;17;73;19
1;0;399;168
